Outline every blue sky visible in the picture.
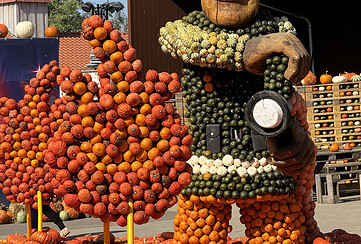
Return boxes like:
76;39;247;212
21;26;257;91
90;0;128;16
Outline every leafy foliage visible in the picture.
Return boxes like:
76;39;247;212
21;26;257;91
110;10;128;32
48;0;85;32
48;0;128;33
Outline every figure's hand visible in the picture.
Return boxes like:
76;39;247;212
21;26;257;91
265;120;315;176
243;32;310;85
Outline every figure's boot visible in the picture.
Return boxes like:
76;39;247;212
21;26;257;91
237;194;307;244
173;194;232;244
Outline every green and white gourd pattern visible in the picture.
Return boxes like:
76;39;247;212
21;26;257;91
159;11;296;71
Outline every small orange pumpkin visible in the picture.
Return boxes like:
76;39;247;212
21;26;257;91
329;143;339;152
88;15;104;28
94;27;107;40
110;51;124;64
45;26;59;37
320;71;332;84
103;40;117;54
0;24;9;38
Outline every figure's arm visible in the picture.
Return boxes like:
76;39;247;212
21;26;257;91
265;120;315;176
242;32;310;85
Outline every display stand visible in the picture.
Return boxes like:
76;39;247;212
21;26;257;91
127;198;134;244
103;222;110;244
37;191;42;231
25;204;31;238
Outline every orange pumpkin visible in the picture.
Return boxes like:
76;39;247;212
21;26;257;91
117;81;130;92
94;27;107;40
110;71;123;83
0;24;9;38
329;143;339;152
103;40;117;54
103;19;113;32
89;38;102;48
110;51;123;64
45;26;59;37
88;15;104;28
341;72;356;81
74;82;87;95
320;71;332;84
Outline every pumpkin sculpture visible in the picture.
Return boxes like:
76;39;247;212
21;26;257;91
0;15;193;228
0;9;359;244
158;5;361;244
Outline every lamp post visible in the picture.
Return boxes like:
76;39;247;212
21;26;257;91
82;1;124;20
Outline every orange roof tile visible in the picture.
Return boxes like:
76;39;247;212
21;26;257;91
59;32;129;71
59;32;92;71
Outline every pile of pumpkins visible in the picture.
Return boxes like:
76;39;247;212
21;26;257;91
0;15;193;227
6;228;62;244
0;209;12;224
301;71;361;85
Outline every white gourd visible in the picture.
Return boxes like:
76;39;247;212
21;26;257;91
192;165;201;174
236;167;247;177
332;75;347;83
16;21;35;38
222;155;233;166
233;158;241;167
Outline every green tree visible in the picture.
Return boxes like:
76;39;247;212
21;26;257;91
48;0;85;32
110;10;128;32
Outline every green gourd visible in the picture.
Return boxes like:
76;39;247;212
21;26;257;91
17;210;27;223
59;210;70;221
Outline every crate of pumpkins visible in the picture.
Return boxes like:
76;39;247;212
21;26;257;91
297;71;361;151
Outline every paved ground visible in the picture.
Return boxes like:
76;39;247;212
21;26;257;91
1;200;360;240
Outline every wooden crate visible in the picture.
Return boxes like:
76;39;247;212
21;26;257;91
296;80;361;150
314;161;361;203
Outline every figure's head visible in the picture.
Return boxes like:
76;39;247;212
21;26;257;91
201;0;259;28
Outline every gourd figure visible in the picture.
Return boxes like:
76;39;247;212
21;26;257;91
159;1;321;243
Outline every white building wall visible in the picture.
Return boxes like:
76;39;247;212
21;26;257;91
0;2;48;38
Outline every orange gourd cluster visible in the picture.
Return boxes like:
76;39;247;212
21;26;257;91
174;195;233;244
237;195;306;244
0;60;60;206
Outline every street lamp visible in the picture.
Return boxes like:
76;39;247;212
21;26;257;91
81;1;125;20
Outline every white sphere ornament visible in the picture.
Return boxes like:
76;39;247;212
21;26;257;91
253;99;283;129
16;21;35;38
